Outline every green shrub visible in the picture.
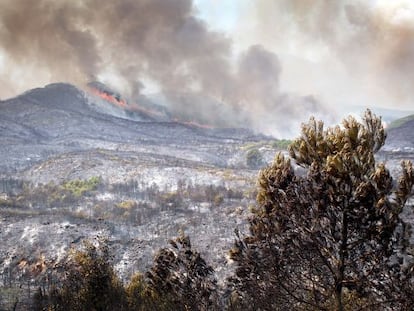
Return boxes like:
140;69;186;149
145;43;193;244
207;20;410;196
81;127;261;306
271;139;291;149
62;176;102;198
246;149;264;169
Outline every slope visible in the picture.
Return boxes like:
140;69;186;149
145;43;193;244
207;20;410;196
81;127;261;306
0;83;267;175
385;114;414;151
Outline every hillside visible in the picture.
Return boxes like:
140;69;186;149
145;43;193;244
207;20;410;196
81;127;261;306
0;83;280;299
384;114;414;152
0;83;413;308
0;83;269;176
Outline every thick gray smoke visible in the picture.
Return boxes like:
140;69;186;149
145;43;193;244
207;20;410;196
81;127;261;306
249;0;414;112
0;0;330;137
0;0;230;96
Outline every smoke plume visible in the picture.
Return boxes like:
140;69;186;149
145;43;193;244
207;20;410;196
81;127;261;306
0;0;364;137
247;0;414;112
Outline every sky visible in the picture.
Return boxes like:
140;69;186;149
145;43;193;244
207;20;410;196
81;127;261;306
1;0;414;137
195;0;414;110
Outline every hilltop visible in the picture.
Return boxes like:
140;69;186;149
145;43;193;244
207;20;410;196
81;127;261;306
0;83;280;293
0;83;270;176
384;114;414;152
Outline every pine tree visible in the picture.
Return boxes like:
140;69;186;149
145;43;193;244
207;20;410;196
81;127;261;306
147;232;219;311
229;110;414;310
48;240;127;311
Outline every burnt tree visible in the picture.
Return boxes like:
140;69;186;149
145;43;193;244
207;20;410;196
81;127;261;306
229;110;414;310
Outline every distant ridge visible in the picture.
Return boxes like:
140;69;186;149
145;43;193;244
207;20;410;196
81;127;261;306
338;105;414;124
388;114;414;129
385;114;414;150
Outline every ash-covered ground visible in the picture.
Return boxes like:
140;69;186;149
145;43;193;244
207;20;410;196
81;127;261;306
0;83;279;289
0;83;413;294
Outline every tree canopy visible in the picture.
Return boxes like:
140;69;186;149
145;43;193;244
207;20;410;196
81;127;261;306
44;241;127;311
147;232;219;311
229;110;414;310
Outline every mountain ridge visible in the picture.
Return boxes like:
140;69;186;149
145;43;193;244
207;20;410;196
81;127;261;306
0;83;269;175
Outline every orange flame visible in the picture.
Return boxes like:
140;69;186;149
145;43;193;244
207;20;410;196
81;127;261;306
88;85;163;119
172;118;214;129
128;102;165;119
87;85;215;129
89;87;127;108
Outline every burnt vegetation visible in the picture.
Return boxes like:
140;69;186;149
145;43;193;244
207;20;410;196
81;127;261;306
0;177;244;222
1;111;414;310
229;110;414;310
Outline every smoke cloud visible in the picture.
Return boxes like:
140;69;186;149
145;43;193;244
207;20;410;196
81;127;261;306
0;0;230;95
246;0;414;112
5;0;410;137
0;0;331;137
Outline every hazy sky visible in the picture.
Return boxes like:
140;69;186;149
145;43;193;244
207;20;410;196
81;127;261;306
195;0;414;110
1;0;413;136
